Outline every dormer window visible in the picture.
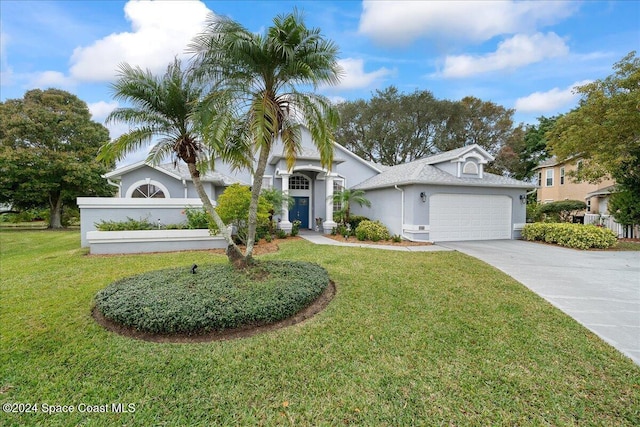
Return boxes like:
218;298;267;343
462;161;479;175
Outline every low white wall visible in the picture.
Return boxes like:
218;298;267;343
77;197;208;247
86;229;227;255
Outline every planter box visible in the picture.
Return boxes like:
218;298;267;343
86;229;227;255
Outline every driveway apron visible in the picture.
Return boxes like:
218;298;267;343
440;240;640;365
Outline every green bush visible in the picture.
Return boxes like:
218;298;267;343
94;261;330;335
183;207;214;230
522;223;617;250
216;184;271;244
537;200;587;223
346;215;369;232
95;216;156;231
355;220;390;242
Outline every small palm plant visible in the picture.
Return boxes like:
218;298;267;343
332;188;371;226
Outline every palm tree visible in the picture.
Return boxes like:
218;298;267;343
189;10;342;267
332;188;371;226
97;58;245;262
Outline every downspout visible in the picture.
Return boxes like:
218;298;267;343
107;179;121;197
394;185;410;240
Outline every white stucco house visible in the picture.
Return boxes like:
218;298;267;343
79;128;534;247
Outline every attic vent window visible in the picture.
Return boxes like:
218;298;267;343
132;184;165;198
463;161;478;175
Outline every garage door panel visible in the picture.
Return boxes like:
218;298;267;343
430;194;511;242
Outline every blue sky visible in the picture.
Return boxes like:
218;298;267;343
1;0;638;146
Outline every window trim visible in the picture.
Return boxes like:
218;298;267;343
545;169;554;187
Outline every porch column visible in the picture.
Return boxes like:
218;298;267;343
323;173;337;234
279;172;292;233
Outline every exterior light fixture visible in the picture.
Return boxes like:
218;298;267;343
420;192;427;203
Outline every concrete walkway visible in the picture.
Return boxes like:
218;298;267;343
442;240;640;366
298;230;451;252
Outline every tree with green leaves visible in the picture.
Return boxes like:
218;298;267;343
215;184;272;245
0;89;114;228
493;116;556;180
97;58;246;262
548;51;639;184
332;188;371;226
190;10;342;267
334;89;522;173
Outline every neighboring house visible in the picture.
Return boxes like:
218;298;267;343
533;157;615;214
81;129;533;243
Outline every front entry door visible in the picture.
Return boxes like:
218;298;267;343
289;197;309;229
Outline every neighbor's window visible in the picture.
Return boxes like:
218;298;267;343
132;184;165;198
545;169;554;187
537;172;542;186
560;167;565;185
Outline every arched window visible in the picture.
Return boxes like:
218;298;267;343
132;183;165;198
463;161;479;175
125;179;170;198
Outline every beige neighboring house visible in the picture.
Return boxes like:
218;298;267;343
533;157;615;214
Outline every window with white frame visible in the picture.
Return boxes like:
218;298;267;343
545;169;554;187
132;183;165;198
333;179;344;213
560;167;565;185
289;175;309;190
537;172;542;187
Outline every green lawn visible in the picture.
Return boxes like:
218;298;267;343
1;230;638;426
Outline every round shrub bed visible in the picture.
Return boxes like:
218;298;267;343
94;261;330;336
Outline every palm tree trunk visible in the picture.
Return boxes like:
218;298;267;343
245;143;271;260
186;162;245;267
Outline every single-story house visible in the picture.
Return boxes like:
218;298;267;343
80;128;534;244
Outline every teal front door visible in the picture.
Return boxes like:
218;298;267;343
290;197;309;229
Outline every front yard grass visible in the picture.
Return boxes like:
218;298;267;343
1;230;638;426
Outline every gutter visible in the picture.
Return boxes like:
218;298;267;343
106;179;121;197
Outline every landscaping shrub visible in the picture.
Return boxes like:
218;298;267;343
215;184;271;244
537;200;587;222
522;223;617;250
94;261;330;335
95;216;157;231
183;207;214;229
346;215;369;232
355;220;390;242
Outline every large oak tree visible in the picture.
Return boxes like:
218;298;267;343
0;89;113;228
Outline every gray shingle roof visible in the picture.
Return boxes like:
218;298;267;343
353;156;534;190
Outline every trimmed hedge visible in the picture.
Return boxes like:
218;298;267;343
94;261;329;335
355;220;390;242
522;223;617;250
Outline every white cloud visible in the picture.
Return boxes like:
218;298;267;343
515;79;592;113
88;100;119;121
330;58;394;91
30;70;76;89
439;32;569;78
69;0;211;82
358;0;577;46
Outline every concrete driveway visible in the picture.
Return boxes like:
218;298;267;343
440;240;640;365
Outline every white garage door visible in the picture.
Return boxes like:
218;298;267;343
430;194;512;242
